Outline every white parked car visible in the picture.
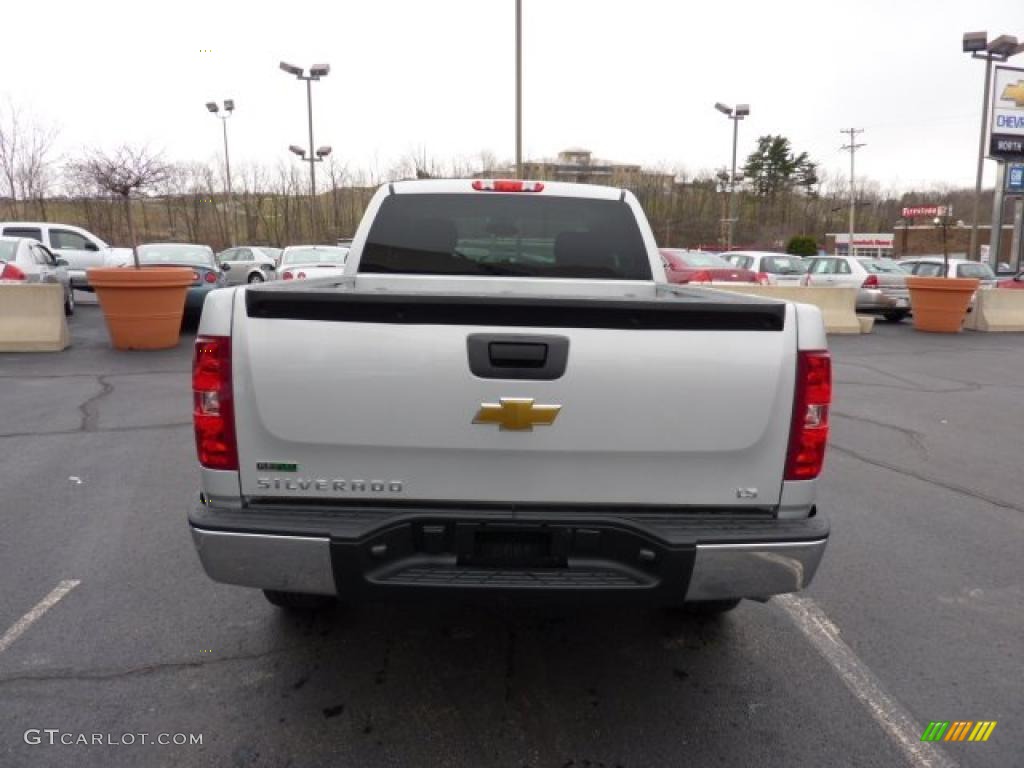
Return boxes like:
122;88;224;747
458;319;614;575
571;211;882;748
216;246;280;284
278;245;349;280
720;251;807;286
0;222;132;291
897;257;998;288
804;256;911;322
0;236;75;315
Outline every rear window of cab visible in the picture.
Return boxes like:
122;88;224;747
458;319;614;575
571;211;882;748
360;193;652;280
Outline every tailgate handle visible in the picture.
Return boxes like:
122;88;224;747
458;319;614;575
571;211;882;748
467;334;569;380
489;342;547;368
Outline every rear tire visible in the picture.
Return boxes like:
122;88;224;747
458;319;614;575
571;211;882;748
675;599;742;616
883;310;908;323
247;273;265;284
263;589;336;613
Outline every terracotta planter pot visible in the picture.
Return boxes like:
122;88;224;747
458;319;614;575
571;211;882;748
905;276;980;333
87;267;193;350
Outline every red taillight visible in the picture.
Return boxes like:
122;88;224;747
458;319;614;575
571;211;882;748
192;336;238;471
297;271;306;279
0;263;26;280
472;179;545;192
862;274;879;288
689;270;713;284
204;271;218;283
785;350;832;481
755;271;770;285
282;271;293;280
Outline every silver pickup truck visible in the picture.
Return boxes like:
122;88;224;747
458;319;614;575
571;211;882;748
190;179;831;615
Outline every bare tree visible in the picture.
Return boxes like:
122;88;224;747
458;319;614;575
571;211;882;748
0;100;60;219
69;145;171;266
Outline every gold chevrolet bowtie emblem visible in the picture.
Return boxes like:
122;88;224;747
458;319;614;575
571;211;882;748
1002;80;1024;108
473;398;562;431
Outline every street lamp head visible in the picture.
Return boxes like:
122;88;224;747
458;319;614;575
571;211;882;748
280;61;304;77
309;63;331;78
224;99;235;112
987;34;1019;57
316;145;332;157
714;102;733;116
734;104;750;117
288;145;306;157
205;102;219;113
962;30;988;53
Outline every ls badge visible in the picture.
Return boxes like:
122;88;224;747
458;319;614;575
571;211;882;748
473;398;561;431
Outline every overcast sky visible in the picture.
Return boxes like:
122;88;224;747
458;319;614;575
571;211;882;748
1;0;1021;192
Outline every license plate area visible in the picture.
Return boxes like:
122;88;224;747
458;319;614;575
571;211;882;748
459;526;566;568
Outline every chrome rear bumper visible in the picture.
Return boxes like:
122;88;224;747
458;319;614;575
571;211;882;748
190;522;827;602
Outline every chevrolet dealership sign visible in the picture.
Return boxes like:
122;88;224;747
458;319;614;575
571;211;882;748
990;66;1024;159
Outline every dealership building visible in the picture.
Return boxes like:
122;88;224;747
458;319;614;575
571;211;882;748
825;225;1018;262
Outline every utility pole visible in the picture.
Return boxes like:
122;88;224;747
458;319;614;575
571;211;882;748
515;0;523;179
205;100;236;246
280;62;332;242
714;102;749;250
840;128;865;257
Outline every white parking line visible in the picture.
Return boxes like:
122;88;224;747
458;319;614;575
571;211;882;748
0;580;80;654
777;595;957;768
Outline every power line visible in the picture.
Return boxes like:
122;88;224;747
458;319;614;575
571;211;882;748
841;128;866;251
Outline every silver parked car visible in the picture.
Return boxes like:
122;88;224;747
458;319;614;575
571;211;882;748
897;257;998;287
720;251;807;285
0;236;75;315
278;245;349;281
805;256;911;322
216;246;280;284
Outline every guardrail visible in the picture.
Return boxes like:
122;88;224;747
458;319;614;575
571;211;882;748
0;283;70;352
963;289;1024;332
708;285;863;334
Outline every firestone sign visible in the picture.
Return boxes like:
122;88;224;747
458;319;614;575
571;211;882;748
990;66;1024;159
901;205;949;218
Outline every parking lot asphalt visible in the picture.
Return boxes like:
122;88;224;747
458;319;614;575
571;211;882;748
1;300;1021;768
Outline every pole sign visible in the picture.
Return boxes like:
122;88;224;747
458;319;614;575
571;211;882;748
1007;163;1024;194
901;205;950;218
990;66;1024;159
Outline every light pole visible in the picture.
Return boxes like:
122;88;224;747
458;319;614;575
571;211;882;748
205;99;235;246
280;61;331;241
714;102;749;250
962;31;1024;260
515;0;522;179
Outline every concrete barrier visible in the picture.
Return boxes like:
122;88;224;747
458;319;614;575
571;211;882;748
709;285;862;334
857;315;876;334
0;283;70;351
963;289;1024;332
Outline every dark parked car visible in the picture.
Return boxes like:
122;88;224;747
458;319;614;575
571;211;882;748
133;243;227;317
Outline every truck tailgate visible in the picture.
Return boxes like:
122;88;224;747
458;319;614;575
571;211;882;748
232;281;796;509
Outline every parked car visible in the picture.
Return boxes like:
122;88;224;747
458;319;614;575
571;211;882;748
279;245;349;280
804;256;911;322
216;246;279;284
898;257;998;287
0;236;75;315
0;222;132;291
996;270;1024;289
132;243;226;317
659;249;761;285
720;251;807;285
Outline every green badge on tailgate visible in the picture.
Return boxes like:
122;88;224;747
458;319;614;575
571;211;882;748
257;462;298;472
